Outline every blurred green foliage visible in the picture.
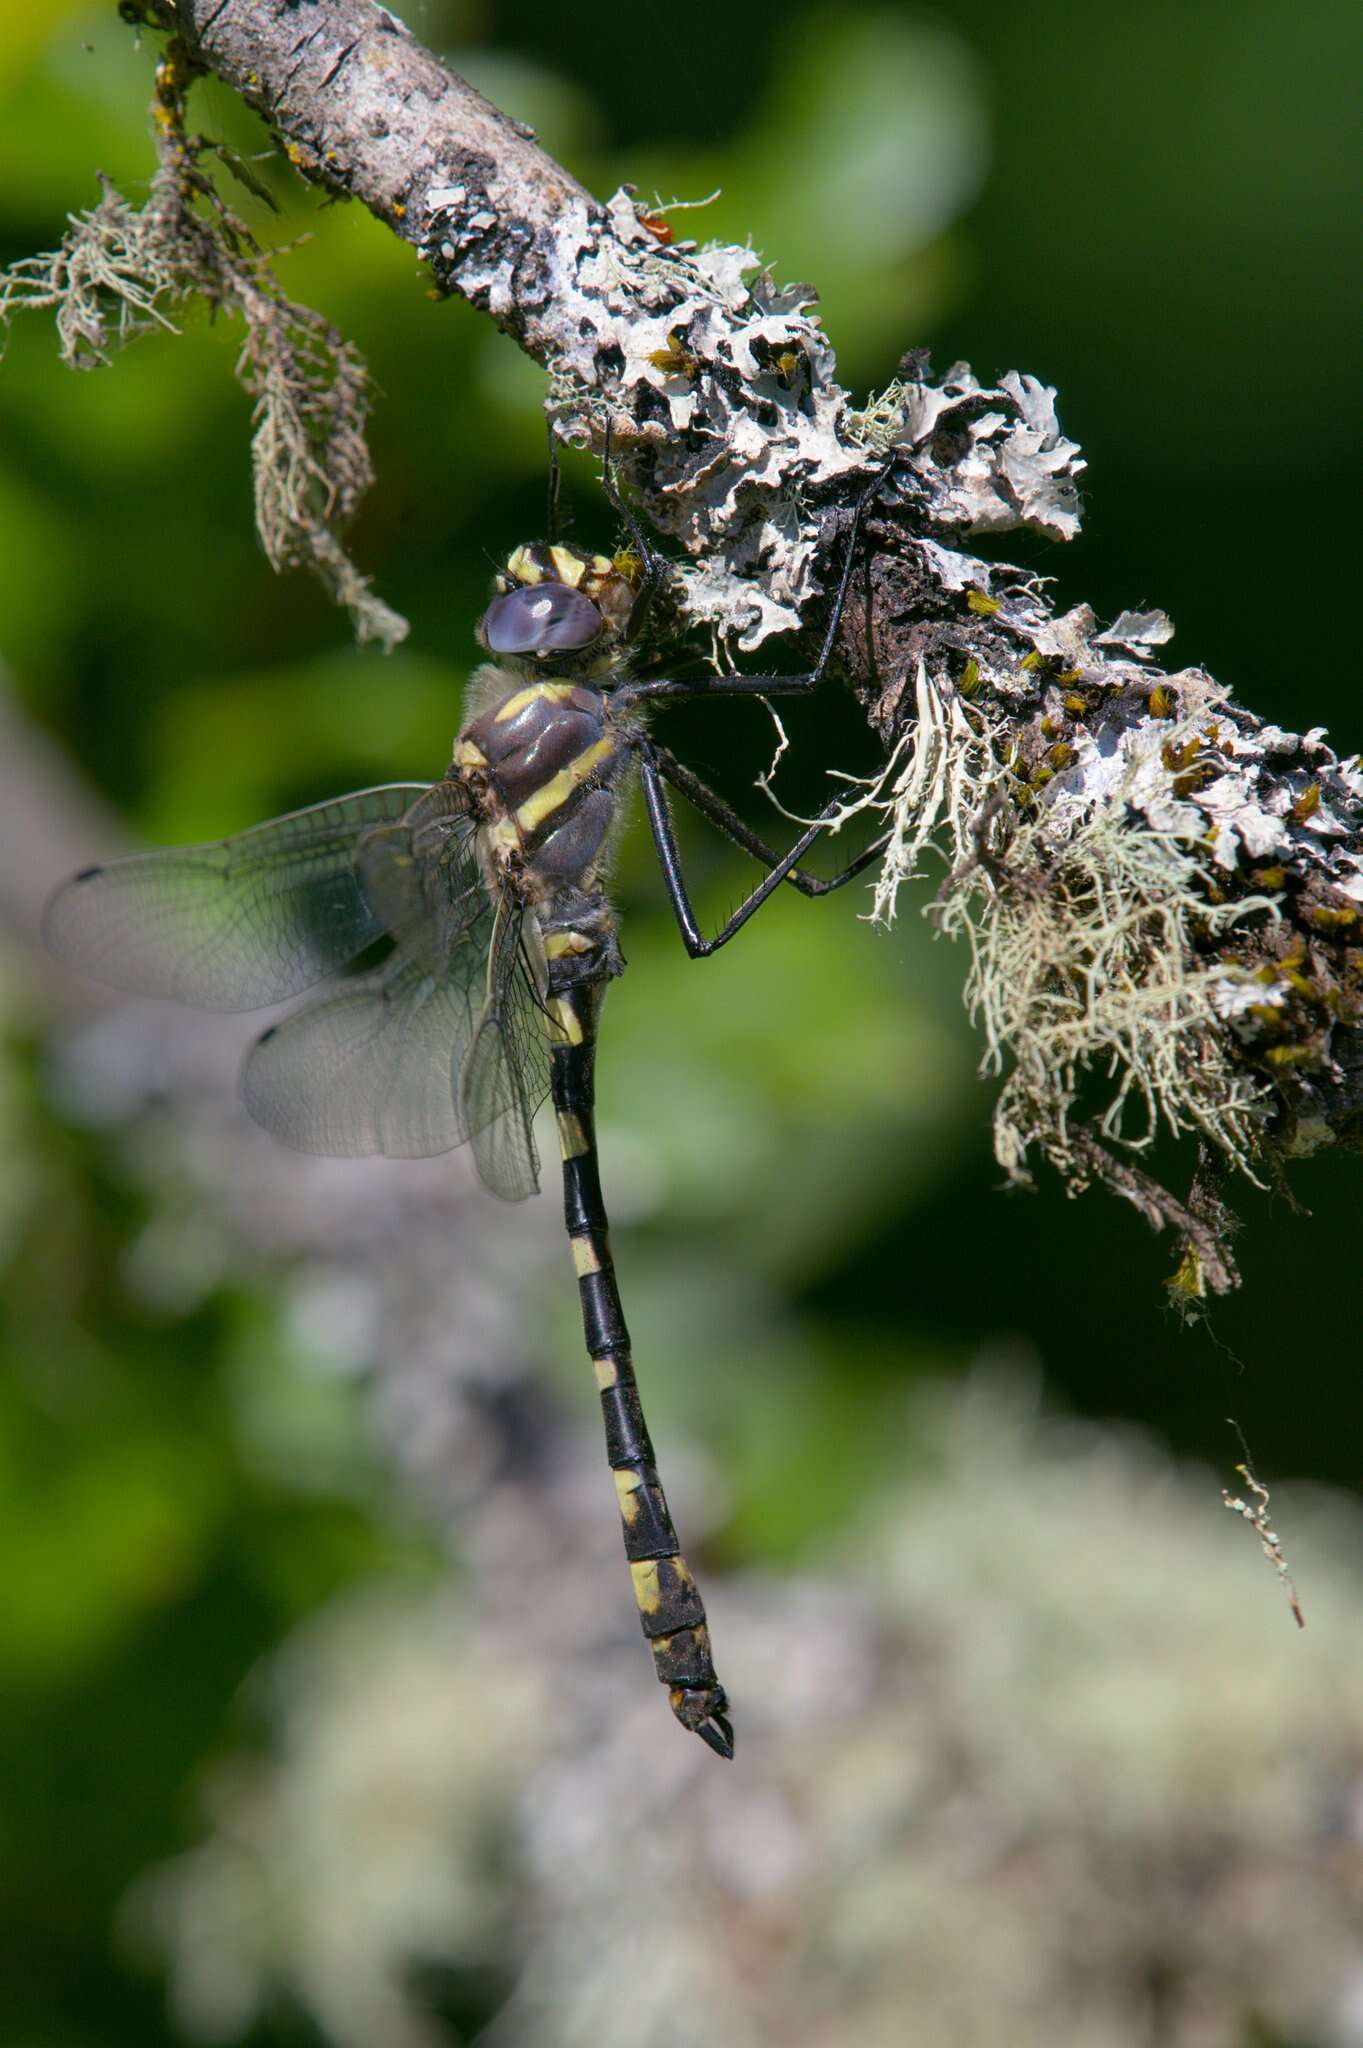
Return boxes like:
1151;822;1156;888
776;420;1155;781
0;1;1358;2042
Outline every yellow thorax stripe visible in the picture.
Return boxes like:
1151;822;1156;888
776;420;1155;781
515;736;615;834
493;681;579;723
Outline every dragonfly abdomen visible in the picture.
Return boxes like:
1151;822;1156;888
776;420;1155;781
548;979;734;1759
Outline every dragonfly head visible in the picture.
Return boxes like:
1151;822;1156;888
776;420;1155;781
477;542;639;667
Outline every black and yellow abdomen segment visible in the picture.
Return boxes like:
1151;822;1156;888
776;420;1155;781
547;979;733;1758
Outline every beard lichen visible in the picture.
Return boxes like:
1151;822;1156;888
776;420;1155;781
0;39;404;650
835;664;1279;1294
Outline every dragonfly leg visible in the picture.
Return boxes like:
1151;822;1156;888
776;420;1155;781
546;978;733;1758
639;745;883;958
545;415;563;544
643;738;890;899
619;451;891;709
599;420;668;646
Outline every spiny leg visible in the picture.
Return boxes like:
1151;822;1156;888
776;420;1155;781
598;419;667;645
545;417;563;544
639;747;884;958
643;738;890;900
621;459;891;950
544;975;733;1758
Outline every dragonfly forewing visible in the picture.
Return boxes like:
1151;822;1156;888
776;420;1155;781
43;787;427;1010
355;779;486;981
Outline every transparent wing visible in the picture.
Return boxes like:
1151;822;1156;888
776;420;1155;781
459;898;550;1202
44;786;428;1011
354;778;486;980
241;938;493;1159
242;785;503;1161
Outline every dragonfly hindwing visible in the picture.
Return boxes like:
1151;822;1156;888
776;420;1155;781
459;897;549;1202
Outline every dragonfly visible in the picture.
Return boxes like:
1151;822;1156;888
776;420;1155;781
44;460;888;1758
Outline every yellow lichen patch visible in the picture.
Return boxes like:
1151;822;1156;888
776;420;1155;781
1148;684;1176;718
967;589;1000;617
1290;783;1322;825
556;1111;589;1159
515;737;616;833
1250;866;1287;890
570;1236;602;1278
1167;1245;1206;1304
648;332;700;377
630;1560;661;1615
1161;735;1212;777
1264;1043;1318;1068
1310;905;1358;931
1171;763;1219;799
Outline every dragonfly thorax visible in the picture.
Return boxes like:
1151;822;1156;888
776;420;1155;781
455;673;635;938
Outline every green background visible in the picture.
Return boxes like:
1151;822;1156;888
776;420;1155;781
0;1;1358;2042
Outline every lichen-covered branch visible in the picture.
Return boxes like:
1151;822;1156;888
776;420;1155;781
10;0;1362;1290
848;578;1363;1299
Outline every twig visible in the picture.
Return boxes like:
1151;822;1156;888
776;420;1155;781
1221;1436;1305;1630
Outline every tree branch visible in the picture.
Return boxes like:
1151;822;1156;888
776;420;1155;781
21;1;1363;1290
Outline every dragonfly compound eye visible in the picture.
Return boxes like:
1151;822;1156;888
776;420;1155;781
481;583;604;655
